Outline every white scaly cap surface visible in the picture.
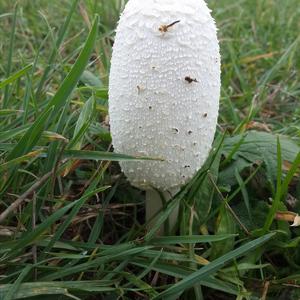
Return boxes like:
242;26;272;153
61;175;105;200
109;0;221;191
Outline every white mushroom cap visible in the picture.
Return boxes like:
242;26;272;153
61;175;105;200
109;0;221;191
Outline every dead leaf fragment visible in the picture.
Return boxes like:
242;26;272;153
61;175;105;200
275;211;300;227
291;215;300;227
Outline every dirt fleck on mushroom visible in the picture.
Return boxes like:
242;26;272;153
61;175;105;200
185;76;198;83
159;20;181;33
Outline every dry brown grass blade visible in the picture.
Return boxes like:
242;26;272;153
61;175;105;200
0;170;54;224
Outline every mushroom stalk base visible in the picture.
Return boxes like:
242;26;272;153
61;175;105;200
146;188;179;235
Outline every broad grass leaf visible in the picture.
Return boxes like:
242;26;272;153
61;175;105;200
221;131;299;187
80;70;103;87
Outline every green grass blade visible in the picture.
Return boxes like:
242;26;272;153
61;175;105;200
45;14;99;117
3;265;31;300
131;258;239;295
0;109;23;117
5;15;98;163
281;151;300;198
258;36;300;89
151;235;237;245
1;281;116;299
88;182;118;245
22;32;50;124
0;149;43;173
60;149;161;161
0;125;30;142
41;246;153;281
1;198;90;261
0;64;33;89
235;168;251;221
42;186;110;256
262;137;282;233
6;106;53;160
2;3;17;108
35;0;80;97
153;233;276;299
68;96;96;149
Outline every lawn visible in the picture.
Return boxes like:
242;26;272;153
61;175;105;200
0;0;299;299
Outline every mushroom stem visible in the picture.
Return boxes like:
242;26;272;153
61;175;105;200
146;188;179;235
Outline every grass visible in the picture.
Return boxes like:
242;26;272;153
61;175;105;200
0;0;299;299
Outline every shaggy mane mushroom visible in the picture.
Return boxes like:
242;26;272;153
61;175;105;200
109;0;221;234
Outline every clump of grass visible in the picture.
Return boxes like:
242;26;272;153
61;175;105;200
0;0;299;299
